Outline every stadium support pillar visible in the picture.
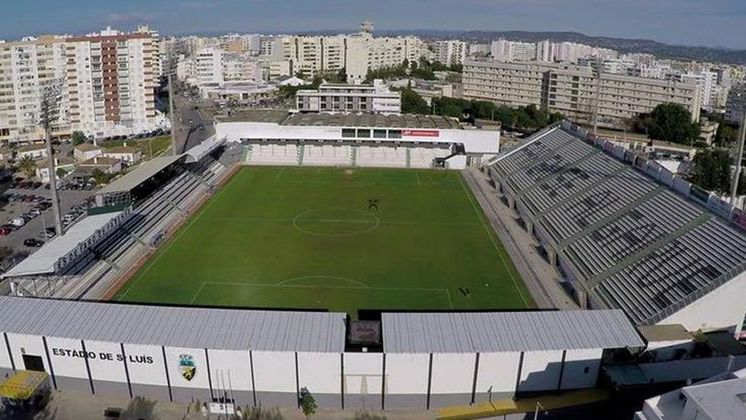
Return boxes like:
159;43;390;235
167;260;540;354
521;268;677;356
525;219;534;237
577;288;589;309
507;195;516;211
548;249;558;267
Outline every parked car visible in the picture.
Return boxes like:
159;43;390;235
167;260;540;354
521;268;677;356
9;218;25;227
0;227;12;236
23;238;44;247
44;227;56;238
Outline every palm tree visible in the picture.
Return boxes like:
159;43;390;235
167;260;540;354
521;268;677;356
17;156;37;178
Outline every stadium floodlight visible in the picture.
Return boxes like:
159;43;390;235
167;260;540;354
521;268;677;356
730;109;746;212
39;78;65;237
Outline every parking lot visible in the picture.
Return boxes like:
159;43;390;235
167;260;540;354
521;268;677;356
0;180;97;265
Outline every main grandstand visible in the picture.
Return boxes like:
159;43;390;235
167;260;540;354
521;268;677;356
488;121;746;332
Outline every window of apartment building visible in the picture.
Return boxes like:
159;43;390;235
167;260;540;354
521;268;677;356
342;128;356;138
357;129;370;138
373;129;387;139
388;129;402;139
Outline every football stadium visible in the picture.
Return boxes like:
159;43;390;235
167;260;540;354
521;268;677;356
0;114;744;412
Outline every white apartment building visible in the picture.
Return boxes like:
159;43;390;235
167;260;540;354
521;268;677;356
490;40;536;62
296;79;401;114
0;36;68;144
432;40;467;66
463;59;701;129
194;47;224;85
65;27;159;138
182;47;262;87
680;71;717;111
726;84;746;124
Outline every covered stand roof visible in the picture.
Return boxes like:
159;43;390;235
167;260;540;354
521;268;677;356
97;154;184;195
0;296;346;353
383;310;644;353
2;210;129;278
184;135;226;163
489;125;746;325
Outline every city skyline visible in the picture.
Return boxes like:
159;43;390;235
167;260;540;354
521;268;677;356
1;0;746;50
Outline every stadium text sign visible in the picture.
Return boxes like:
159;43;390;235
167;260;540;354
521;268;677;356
51;347;155;364
402;129;439;137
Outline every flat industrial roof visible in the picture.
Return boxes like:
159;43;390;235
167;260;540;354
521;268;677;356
282;113;461;129
97;154;184;195
382;310;644;353
215;110;464;130
0;296;347;353
215;109;290;124
2;211;126;278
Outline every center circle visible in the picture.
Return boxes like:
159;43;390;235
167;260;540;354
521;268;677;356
293;207;380;237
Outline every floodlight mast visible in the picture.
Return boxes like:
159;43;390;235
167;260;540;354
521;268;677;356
730;109;746;212
40;79;64;237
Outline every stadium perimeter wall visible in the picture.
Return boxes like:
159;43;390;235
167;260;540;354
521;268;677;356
0;334;608;410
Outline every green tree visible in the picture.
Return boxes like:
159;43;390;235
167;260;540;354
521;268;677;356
645;103;700;144
400;88;430;114
55;167;67;180
71;131;86;146
91;168;114;185
690;148;732;194
715;124;739;146
298;387;317;419
17;156;36;178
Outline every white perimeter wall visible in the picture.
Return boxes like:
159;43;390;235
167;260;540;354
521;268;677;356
385;353;429;396
6;333;47;372
343;353;383;396
123;344;167;387
430;353;475;396
660;272;746;332
252;351;296;395
474;352;521;397
518;350;564;392
560;348;602;390
207;349;253;393
298;352;340;395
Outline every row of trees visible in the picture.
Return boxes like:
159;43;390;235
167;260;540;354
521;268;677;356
629;103;702;145
399;88;563;133
690;148;746;195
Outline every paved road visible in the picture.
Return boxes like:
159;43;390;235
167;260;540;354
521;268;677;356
172;91;216;154
0;184;95;263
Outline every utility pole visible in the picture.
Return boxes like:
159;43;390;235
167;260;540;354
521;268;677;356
40;80;64;237
167;51;177;156
729;109;746;211
592;57;603;136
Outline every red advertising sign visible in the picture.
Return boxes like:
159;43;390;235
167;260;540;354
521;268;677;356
402;129;439;137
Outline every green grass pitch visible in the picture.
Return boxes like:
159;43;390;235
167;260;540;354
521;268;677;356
115;166;534;316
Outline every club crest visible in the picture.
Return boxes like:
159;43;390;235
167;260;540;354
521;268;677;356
178;354;196;381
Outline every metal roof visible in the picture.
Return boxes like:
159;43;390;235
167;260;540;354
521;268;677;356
281;113;461;129
382;310;644;353
2;211;127;278
489;125;746;325
184;135;226;163
97;154;185;195
0;296;346;353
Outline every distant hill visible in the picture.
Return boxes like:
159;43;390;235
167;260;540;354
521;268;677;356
377;30;746;65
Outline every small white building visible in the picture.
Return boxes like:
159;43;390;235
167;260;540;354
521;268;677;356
73;143;103;162
102;146;143;165
17;143;48;160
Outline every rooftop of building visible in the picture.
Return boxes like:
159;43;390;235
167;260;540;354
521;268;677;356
74;143;102;152
17;143;47;152
79;156;121;166
637;324;693;343
215;110;464;129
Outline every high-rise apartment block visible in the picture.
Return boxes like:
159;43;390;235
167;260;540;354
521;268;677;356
464;59;701;129
0;26;160;143
65;27;158;138
433;40;467;66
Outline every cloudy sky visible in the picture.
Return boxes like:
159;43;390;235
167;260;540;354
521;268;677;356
2;0;745;49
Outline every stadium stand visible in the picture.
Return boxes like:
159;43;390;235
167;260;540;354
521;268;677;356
488;122;746;330
5;149;231;300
